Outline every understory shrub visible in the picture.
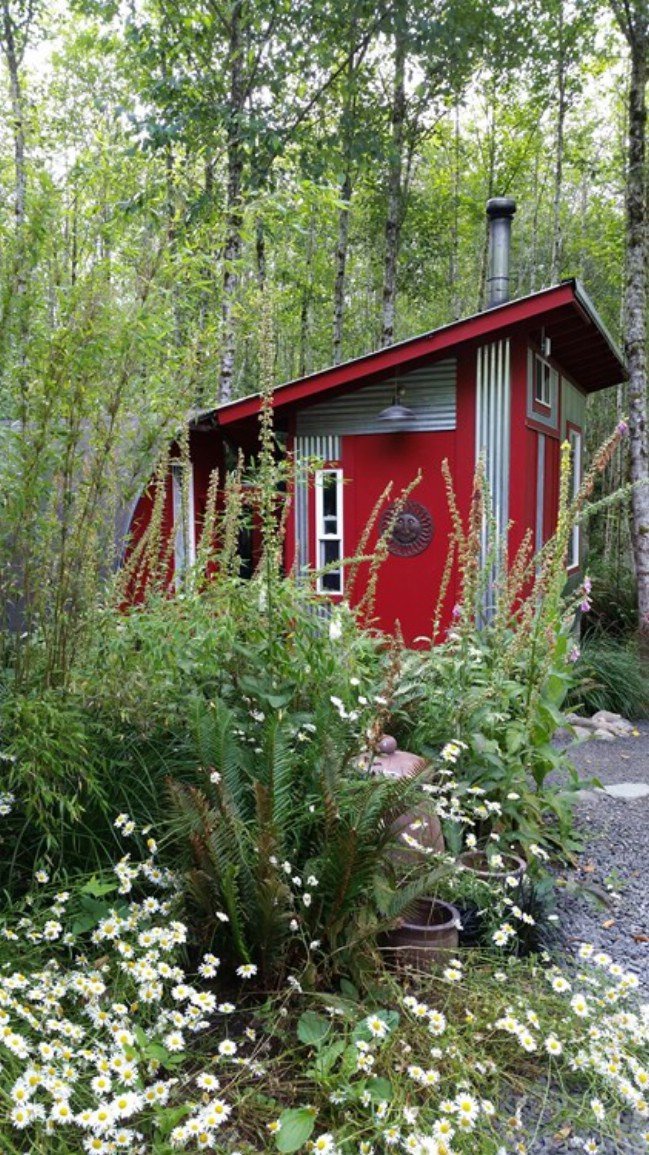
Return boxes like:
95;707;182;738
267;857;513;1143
582;559;639;639
569;635;649;719
392;431;628;859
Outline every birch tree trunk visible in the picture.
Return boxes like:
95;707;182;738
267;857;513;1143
219;0;245;403
612;0;649;636
477;90;497;312
299;213;316;379
380;0;406;349
449;102;461;320
332;170;352;364
1;0;26;238
549;1;566;284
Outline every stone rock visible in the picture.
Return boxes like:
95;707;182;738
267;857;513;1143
592;711;635;735
602;781;649;800
572;725;592;742
593;728;616;742
567;714;599;730
591;710;623;725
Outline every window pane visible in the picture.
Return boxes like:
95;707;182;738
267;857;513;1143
321;570;342;592
535;358;552;405
321;539;340;566
322;474;338;518
320;539;342;592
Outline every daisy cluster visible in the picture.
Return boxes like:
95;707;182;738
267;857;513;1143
302;987;500;1155
491;947;648;1142
294;950;649;1155
0;830;248;1152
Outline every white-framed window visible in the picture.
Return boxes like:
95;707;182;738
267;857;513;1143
171;460;196;583
567;426;582;569
315;468;343;594
534;355;552;407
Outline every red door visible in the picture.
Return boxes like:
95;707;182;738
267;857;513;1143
342;431;456;645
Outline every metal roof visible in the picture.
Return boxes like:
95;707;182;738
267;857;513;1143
191;279;627;431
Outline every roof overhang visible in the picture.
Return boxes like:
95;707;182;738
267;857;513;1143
193;279;626;431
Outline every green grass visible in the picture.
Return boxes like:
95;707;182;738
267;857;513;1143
569;635;649;719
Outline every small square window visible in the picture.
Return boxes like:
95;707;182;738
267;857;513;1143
534;357;552;407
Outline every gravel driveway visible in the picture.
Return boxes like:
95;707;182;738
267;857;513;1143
519;722;649;1154
554;720;649;986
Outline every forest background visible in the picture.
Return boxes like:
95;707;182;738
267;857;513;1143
0;0;647;658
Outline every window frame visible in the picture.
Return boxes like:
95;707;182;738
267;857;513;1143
171;459;196;584
314;467;344;596
566;423;583;571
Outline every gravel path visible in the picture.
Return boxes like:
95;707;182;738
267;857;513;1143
554;721;649;986
521;722;649;1154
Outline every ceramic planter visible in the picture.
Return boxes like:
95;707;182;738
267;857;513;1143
382;897;460;969
457;850;527;883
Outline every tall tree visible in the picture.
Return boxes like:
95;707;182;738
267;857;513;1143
609;0;649;637
0;0;36;387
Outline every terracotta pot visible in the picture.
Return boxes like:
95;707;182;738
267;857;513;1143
457;850;527;883
382;897;460;969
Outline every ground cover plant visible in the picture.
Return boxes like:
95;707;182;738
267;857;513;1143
1;815;648;1154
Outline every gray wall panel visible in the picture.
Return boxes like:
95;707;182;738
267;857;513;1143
295;360;456;436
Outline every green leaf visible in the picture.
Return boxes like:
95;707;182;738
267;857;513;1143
268;692;293;709
155;1104;191;1138
134;1025;149;1050
545;672;569;705
313;1039;345;1077
339;978;359;1001
276;1107;317;1152
365;1076;392;1103
505;725;524;753
297;1011;330;1048
80;876;118;897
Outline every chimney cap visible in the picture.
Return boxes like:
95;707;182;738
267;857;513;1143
486;196;517;220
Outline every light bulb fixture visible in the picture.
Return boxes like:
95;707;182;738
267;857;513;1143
377;385;415;422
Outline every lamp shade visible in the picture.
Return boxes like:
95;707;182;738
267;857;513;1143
377;400;416;422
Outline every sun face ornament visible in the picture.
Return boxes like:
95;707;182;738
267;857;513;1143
379;499;434;557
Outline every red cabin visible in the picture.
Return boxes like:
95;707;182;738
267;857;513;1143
128;202;626;645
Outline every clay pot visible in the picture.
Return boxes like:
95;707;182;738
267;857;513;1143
457;850;527;883
382;897;460;969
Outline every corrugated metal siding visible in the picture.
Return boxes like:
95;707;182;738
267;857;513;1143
476;339;511;552
296;360;456;436
293;435;341;576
